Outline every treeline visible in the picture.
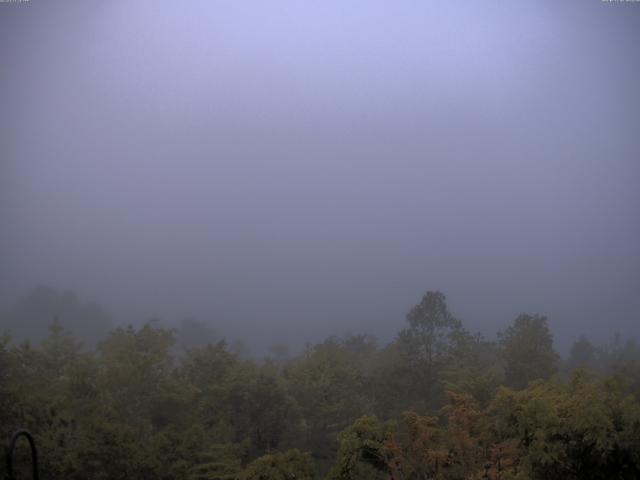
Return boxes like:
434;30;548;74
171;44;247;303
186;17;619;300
1;291;639;479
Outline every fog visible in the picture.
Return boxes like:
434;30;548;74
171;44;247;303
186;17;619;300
1;0;639;353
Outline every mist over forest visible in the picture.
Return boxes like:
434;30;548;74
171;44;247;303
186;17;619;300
1;0;639;479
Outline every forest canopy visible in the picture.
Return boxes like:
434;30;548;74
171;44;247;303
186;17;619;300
1;290;639;479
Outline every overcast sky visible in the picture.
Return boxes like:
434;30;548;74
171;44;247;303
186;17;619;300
1;0;639;352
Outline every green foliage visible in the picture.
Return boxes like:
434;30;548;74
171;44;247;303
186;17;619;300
284;337;370;464
490;373;640;479
327;416;393;480
238;449;315;480
0;290;639;480
499;314;559;389
395;291;473;409
599;337;640;393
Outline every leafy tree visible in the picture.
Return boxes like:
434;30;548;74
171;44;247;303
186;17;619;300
368;342;409;419
40;319;84;380
227;365;299;456
387;411;447;479
284;337;370;465
327;416;393;480
239;449;315;480
440;392;485;478
499;314;559;389
599;337;640;393
566;335;597;372
395;291;470;408
97;323;188;430
1;288;639;480
489;373;640;479
441;333;502;408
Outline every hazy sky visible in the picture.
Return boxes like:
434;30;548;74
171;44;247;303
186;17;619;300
1;0;639;352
